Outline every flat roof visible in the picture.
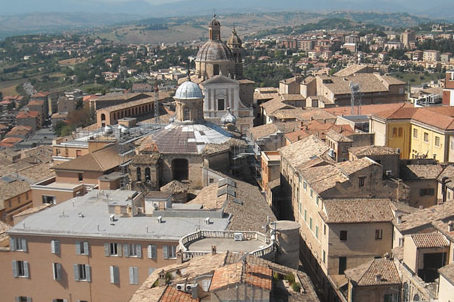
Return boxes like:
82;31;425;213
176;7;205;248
9;190;229;240
187;237;265;253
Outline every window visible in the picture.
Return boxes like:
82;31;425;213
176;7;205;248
213;64;220;75
304;210;307;222
435;136;440;147
129;266;139;285
42;195;56;204
51;240;60;255
12;260;29;278
398;127;403;137
413;128;418;138
75;241;89;256
76;150;82;157
420;188;435;196
316;196;319;206
110;265;120;284
375;229;383;240
310;189;313;198
424;132;429;142
73;264;91;282
16;297;31;302
392;127;397;137
322;250;326;263
303;181;307;191
384;293;399;302
53;263;62;281
78;173;83;181
399;238;404;247
358;176;366;187
124;244;142;258
163;245;176;259
309;218;313;230
104;243;121;256
10;238;27;252
217;99;225;110
145;168;151;182
136;167;141;181
147;245;157;259
340;230;348;241
323;224;326;235
52;299;67;302
315;226;319;239
339;257;347;274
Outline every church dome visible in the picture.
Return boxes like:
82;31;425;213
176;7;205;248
196;40;233;62
175;80;203;100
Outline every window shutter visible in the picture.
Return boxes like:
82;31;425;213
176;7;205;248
129;267;138;284
22;239;28;252
117;244;122;256
104;243;110;256
24;261;29;278
85;264;91;282
137;244;142;258
123;244;130;257
75;241;81;255
12;260;18;277
52;263;57;280
51;240;60;255
147;245;157;259
26;298;32;302
15;298;20;302
83;242;89;255
10;238;16;251
53;263;62;281
163;245;168;259
74;264;80;281
110;265;119;284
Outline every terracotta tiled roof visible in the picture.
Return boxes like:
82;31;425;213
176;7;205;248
396;200;454;232
325;103;408;117
279;135;331;168
400;164;443;180
16;111;39;119
321;198;394;223
345;258;401;286
160;286;198;302
410;232;450;248
209;262;272;291
349;145;400;156
260;97;295;114
319;73;404;95
0;137;23;147
0;180;30;208
53;144;133;172
298;109;337;122
334;64;374;77
5;126;33;138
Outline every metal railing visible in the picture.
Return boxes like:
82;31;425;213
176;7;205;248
178;230;274;262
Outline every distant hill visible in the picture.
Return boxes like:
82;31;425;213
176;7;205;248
0;9;447;42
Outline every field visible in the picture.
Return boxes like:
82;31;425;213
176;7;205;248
0;78;27;95
390;71;444;86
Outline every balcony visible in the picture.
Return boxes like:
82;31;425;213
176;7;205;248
178;230;275;262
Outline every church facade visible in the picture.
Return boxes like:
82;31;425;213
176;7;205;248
191;16;255;133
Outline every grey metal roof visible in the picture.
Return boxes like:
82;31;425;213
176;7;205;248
195;40;233;62
9;190;229;240
174;80;203;100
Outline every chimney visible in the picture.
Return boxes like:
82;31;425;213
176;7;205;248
449;221;454;232
211;245;217;255
375;274;382;282
158;270;166;286
191;285;199;299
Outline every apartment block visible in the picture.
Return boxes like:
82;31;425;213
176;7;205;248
1;189;230;302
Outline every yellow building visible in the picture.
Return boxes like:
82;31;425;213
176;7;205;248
371;106;454;163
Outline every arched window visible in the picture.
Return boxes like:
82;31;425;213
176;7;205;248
172;159;189;181
136;167;141;181
145;167;151;182
213;64;220;75
101;113;106;121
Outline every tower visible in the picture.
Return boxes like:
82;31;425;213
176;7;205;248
209;15;221;41
227;28;243;79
